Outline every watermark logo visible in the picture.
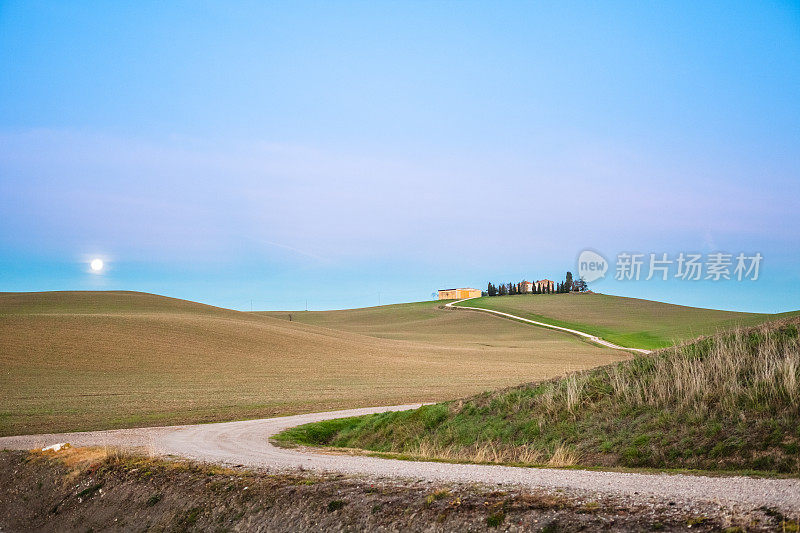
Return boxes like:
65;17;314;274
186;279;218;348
578;250;608;282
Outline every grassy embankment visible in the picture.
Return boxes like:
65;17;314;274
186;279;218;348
0;291;623;436
454;293;799;350
278;317;800;475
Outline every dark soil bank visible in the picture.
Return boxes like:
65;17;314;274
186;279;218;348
0;449;794;532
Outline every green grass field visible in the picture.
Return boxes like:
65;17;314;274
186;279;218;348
454;293;798;350
0;292;625;436
278;316;800;475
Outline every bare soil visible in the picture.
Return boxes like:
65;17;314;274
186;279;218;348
0;448;795;532
1;291;624;436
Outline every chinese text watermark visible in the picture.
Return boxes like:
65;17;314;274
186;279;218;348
578;250;762;282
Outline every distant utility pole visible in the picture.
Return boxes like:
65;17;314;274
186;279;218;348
250;299;253;312
305;299;308;311
378;291;381;306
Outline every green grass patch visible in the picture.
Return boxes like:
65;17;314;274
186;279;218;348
327;500;346;512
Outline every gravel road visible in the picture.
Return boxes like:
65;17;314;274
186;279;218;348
2;405;798;513
446;297;652;354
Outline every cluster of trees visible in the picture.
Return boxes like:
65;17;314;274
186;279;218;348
484;272;588;297
564;272;590;292
485;281;550;296
566;275;589;292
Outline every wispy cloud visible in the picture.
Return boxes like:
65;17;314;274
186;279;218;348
1;128;797;270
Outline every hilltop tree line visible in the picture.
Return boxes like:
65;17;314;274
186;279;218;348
485;272;588;297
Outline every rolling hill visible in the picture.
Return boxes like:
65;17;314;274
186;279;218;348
278;316;800;475
0;291;624;436
453;293;799;350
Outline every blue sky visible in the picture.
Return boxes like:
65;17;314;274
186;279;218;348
1;1;799;312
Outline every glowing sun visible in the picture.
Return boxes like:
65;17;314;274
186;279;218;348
90;258;104;272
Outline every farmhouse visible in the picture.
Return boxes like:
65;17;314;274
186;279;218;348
536;279;555;292
438;288;482;300
518;280;534;293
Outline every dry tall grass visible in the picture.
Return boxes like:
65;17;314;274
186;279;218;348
529;321;800;419
411;440;573;466
607;324;800;413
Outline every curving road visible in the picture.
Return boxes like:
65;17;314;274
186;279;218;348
3;303;795;511
2;405;798;513
446;297;652;354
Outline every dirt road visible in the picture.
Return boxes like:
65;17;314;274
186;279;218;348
446;297;652;353
2;405;798;513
